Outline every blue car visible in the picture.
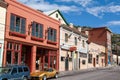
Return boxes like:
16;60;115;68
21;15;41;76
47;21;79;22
0;65;30;80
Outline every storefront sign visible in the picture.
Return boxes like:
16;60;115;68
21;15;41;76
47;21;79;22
69;47;77;51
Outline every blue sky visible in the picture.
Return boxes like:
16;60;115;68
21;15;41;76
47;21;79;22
18;0;120;34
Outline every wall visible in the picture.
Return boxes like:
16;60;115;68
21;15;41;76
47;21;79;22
88;42;105;68
0;6;6;66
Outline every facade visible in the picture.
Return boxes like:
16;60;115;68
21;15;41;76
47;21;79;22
88;42;105;68
3;0;60;72
45;10;88;71
60;25;88;71
87;27;112;66
0;1;7;67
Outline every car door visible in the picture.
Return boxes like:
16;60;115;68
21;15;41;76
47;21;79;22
48;68;55;77
11;67;19;79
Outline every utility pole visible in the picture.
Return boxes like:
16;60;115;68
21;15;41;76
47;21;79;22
116;45;119;65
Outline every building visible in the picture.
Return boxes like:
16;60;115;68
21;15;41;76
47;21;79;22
86;27;112;66
0;0;7;67
88;42;105;68
45;10;88;71
3;0;60;72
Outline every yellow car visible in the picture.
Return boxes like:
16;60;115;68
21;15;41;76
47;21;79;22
30;68;59;80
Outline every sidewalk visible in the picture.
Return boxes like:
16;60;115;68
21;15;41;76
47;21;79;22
58;65;114;77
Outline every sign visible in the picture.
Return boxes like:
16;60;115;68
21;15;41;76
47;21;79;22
69;47;76;51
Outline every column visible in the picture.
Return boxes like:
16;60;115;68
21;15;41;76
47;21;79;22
2;41;7;67
72;51;74;70
31;46;36;73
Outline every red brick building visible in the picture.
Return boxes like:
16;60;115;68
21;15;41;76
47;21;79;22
3;0;60;72
87;27;112;66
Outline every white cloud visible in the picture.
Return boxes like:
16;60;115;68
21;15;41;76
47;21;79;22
18;0;79;13
86;5;120;17
107;21;120;26
55;0;92;7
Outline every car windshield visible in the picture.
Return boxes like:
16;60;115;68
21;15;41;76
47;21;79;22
0;67;11;74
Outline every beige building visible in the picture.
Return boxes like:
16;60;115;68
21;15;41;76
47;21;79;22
88;42;106;68
0;1;7;66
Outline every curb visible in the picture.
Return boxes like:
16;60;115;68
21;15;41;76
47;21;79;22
58;66;113;77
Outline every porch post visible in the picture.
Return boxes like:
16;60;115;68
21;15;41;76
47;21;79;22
31;45;36;73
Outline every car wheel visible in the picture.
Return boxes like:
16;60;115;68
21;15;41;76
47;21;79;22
43;75;47;80
54;73;58;78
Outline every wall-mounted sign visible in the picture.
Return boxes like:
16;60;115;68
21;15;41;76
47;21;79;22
69;47;77;51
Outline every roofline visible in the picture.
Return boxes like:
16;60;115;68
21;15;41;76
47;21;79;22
5;0;60;25
84;27;112;33
48;9;69;25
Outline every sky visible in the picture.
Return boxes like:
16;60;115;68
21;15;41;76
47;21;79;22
18;0;120;34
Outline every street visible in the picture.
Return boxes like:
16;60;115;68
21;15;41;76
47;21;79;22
49;66;120;80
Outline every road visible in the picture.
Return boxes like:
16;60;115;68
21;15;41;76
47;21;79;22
49;66;120;80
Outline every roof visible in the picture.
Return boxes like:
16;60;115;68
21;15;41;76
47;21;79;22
44;9;69;25
91;27;112;33
61;24;88;38
0;0;7;8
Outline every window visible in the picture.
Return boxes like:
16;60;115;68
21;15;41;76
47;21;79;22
56;14;58;18
10;14;26;34
6;42;21;65
82;40;85;47
18;67;23;73
96;55;99;64
88;54;92;63
65;33;68;42
82;60;86;65
23;67;29;72
75;37;77;45
61;56;65;61
12;68;17;74
48;28;56;42
32;22;43;38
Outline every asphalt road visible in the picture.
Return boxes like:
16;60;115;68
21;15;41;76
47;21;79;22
49;66;120;80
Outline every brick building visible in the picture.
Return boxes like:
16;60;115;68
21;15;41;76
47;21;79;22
86;27;112;66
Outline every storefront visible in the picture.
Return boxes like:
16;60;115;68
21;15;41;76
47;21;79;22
36;48;58;71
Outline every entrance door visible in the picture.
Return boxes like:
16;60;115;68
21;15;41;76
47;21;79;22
65;58;69;71
50;56;56;69
93;58;96;67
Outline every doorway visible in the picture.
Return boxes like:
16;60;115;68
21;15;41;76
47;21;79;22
93;58;96;67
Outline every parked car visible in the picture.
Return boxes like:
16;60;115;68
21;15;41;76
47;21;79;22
0;65;30;80
30;68;59;80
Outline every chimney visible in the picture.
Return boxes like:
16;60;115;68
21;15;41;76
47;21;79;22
69;23;73;28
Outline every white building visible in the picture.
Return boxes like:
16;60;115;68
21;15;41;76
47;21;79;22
0;0;7;66
45;10;88;71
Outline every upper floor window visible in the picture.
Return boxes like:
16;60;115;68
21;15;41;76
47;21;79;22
32;22;43;38
48;28;56;42
82;40;85;47
10;14;26;34
56;14;58;18
65;33;68;42
75;37;77;45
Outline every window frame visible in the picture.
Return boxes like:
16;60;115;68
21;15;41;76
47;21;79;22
47;27;57;42
32;21;43;39
10;14;26;34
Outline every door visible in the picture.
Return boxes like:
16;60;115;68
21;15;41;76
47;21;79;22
65;58;69;71
93;58;96;67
